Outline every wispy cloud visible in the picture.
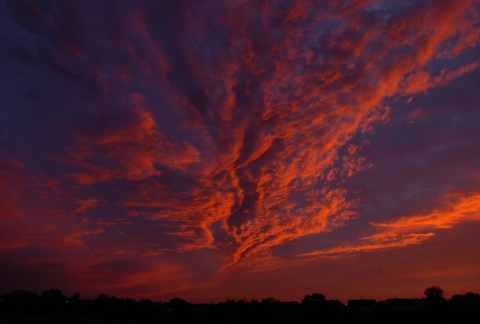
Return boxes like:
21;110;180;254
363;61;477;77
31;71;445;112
300;192;480;258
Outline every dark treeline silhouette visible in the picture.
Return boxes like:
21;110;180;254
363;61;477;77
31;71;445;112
1;286;479;323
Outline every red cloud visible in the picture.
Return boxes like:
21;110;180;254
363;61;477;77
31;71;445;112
65;94;201;185
94;0;480;270
1;0;479;299
300;192;480;259
372;193;480;231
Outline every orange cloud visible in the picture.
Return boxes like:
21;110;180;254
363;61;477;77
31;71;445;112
402;60;480;95
2;0;480;307
300;192;480;259
65;94;201;185
196;0;479;270
406;107;426;124
4;0;478;286
299;232;435;258
372;193;480;231
110;0;480;271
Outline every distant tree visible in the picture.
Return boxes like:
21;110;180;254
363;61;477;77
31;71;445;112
168;297;190;312
463;291;480;304
300;293;331;323
167;297;192;322
423;286;447;308
1;289;40;313
68;292;80;304
449;292;480;309
261;297;279;304
424;286;444;299
39;289;68;315
41;289;67;305
301;293;326;304
5;289;39;304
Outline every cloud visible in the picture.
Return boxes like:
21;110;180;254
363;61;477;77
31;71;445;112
300;192;480;258
63;230;104;249
74;199;103;213
0;159;30;250
0;0;479;300
0;159;25;184
70;257;193;300
298;233;435;258
372;193;480;231
64;94;201;185
402;60;480;95
14;0;479;266
406;107;426;124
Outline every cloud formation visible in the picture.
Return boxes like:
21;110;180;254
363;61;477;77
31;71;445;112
0;0;479;302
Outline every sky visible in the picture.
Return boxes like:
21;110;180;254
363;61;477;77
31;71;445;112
0;0;479;304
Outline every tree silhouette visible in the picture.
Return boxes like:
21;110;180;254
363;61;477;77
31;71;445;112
2;286;480;323
449;291;480;310
0;289;40;314
423;286;444;299
423;285;447;316
168;297;190;312
301;293;326;304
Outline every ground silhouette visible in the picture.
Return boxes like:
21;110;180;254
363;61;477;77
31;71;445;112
1;286;479;323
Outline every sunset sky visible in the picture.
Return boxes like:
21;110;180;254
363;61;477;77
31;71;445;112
1;0;479;304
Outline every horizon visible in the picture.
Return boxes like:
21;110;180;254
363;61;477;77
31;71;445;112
1;0;479;306
0;284;476;306
2;285;475;305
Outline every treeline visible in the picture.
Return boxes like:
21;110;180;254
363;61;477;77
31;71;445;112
1;286;479;323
